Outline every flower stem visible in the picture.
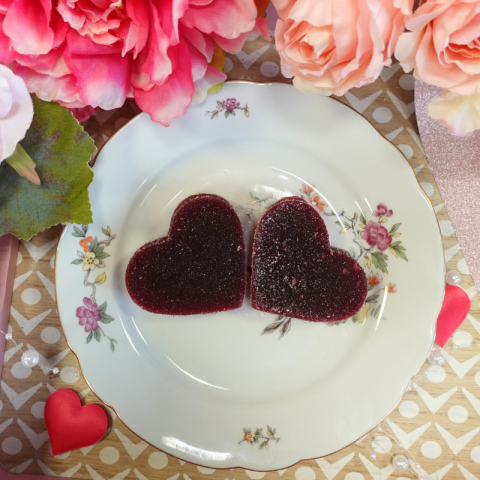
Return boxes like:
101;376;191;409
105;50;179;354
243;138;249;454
97;326;117;344
324;210;374;261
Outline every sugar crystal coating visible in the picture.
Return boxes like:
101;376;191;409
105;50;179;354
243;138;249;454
126;194;246;315
251;197;368;322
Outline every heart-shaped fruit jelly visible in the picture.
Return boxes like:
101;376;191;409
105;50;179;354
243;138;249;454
251;197;368;322
126;194;246;315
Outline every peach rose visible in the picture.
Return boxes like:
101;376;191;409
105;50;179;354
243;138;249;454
272;0;413;96
428;89;480;136
396;0;480;96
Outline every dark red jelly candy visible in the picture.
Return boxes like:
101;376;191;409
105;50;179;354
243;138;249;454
126;194;245;315
251;197;368;322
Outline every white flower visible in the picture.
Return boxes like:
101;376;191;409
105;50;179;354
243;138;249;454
0;64;34;162
428;89;480;137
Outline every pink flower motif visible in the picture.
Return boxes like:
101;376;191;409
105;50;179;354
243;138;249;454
373;204;393;218
222;98;240;112
360;221;393;251
0;0;269;126
76;297;100;332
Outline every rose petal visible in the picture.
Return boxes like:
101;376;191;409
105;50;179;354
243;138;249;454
134;38;194;126
191;65;226;104
3;0;55;55
181;0;256;39
64;34;131;109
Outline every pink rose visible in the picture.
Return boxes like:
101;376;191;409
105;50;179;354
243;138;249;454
0;0;268;126
427;89;480;137
272;0;413;96
396;0;480;97
360;221;392;251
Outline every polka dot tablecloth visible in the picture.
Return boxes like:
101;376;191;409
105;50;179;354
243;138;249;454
1;25;480;480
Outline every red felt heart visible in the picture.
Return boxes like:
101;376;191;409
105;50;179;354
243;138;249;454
251;197;368;321
435;285;471;347
45;389;108;456
126;194;245;315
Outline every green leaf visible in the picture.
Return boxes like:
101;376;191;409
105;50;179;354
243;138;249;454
96;246;104;255
352;314;358;323
94;329;101;342
231;110;236;116
389;223;401;234
259;441;267;450
360;213;367;226
71;259;83;265
86;331;93;343
99;313;114;324
273;429;276;436
371;251;389;273
4;144;40;185
267;426;273;434
98;301;107;314
390;241;401;248
394;247;408;261
102;228;109;236
365;294;380;303
110;340;115;352
90;237;98;252
217;101;223;107
95;252;109;260
73;226;85;238
250;191;259;200
82;224;88;234
0;96;95;240
224;110;230;118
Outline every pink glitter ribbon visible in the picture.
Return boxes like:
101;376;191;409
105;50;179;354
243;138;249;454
415;81;480;291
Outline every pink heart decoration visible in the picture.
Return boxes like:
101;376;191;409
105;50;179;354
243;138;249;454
435;285;470;347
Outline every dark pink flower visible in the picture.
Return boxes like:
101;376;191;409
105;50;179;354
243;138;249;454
373;203;393;218
76;297;100;332
222;98;240;111
0;0;269;126
360;221;392;251
70;105;98;122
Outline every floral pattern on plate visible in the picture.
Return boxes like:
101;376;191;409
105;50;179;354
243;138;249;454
239;426;280;450
247;185;408;337
71;225;118;351
206;98;250;119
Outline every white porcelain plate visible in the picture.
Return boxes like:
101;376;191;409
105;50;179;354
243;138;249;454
56;82;445;470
